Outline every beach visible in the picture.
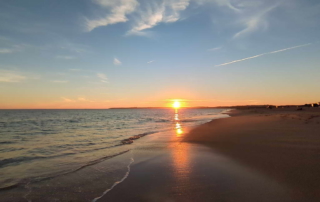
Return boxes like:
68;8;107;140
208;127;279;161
185;107;320;201
99;108;320;202
1;108;320;201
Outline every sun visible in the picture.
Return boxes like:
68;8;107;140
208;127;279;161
173;101;181;109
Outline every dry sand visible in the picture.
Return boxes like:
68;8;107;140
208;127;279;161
184;107;320;201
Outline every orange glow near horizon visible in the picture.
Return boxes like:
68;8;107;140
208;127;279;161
2;90;320;109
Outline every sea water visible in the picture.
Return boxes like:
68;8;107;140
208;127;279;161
0;108;228;190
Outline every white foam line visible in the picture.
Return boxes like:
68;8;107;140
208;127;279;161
91;157;135;202
23;182;32;202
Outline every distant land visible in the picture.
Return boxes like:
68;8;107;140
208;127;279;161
109;103;320;109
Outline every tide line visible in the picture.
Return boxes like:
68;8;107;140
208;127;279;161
23;181;32;202
91;157;135;202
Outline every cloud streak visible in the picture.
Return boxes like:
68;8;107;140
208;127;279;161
86;0;191;35
233;3;279;39
207;46;221;51
85;0;283;38
61;97;76;102
0;44;25;54
127;0;190;35
97;73;108;83
0;48;14;54
215;43;312;67
56;55;76;60
86;0;139;31
0;70;26;83
113;57;122;65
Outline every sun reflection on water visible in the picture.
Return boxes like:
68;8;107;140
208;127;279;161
172;108;191;194
174;113;179;121
174;110;183;137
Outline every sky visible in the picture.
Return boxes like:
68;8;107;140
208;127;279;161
0;0;320;109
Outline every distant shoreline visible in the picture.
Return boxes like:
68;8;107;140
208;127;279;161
1;103;319;110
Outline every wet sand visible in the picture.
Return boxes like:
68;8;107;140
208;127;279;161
184;108;320;201
89;111;296;202
1;115;294;202
99;142;291;202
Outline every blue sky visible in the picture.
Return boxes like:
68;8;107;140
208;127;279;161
0;0;320;108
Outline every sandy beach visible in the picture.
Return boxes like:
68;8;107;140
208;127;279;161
185;107;320;201
99;107;320;202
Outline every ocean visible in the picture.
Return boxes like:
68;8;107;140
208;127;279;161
0;108;228;193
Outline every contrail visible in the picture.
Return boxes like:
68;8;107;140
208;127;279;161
215;43;312;67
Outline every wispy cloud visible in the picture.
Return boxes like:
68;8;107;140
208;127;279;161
0;44;25;54
97;73;108;83
196;0;240;12
147;60;154;64
233;3;279;39
86;0;190;35
86;0;139;32
60;97;95;103
215;43;312;67
61;97;75;102
0;48;14;54
56;55;76;60
77;97;96;102
127;0;190;36
113;57;122;65
195;0;281;39
0;70;26;83
85;0;280;38
78;97;87;101
51;80;69;83
207;46;221;51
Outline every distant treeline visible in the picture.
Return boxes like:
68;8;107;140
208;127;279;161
223;102;320;109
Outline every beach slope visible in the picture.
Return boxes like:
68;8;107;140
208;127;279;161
184;108;320;201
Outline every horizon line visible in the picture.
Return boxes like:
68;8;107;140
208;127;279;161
0;103;317;110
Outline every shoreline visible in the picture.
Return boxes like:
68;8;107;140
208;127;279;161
184;107;320;201
2;108;320;201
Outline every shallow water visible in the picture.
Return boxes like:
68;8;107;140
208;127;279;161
0;108;228;189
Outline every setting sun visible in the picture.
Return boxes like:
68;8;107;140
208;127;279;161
173;101;181;109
